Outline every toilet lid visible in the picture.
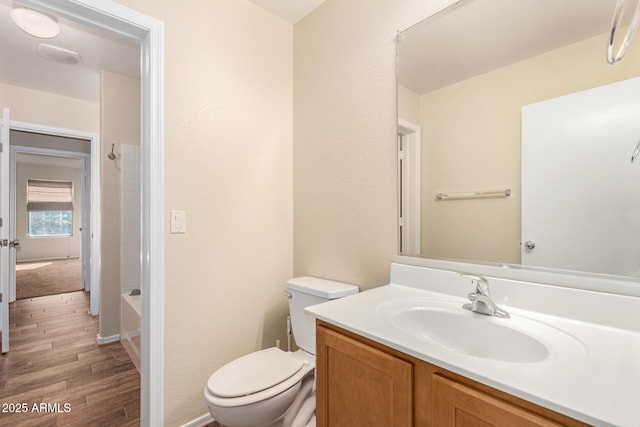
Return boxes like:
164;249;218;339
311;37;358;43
207;347;304;398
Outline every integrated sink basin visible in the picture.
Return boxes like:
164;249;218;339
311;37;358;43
376;298;586;363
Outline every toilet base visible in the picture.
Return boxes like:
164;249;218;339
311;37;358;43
282;375;315;427
210;374;315;427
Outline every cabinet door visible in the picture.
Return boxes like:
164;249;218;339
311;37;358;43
433;375;565;427
316;325;413;427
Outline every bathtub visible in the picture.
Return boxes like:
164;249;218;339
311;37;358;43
121;293;141;373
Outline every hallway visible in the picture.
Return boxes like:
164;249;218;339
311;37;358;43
0;291;139;426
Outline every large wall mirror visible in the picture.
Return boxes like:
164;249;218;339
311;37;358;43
397;0;640;281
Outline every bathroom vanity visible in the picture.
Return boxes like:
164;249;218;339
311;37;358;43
306;261;640;427
315;320;588;426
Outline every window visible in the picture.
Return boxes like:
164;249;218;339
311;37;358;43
27;179;73;237
28;211;73;237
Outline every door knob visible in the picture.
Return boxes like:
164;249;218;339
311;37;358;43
524;240;536;250
1;239;19;248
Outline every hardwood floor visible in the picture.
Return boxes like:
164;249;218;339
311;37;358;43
0;291;140;426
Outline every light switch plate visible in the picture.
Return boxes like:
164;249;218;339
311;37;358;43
170;210;186;234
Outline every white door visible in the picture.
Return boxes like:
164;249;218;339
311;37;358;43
0;108;10;352
521;77;640;277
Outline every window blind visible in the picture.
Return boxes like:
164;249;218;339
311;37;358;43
27;179;73;212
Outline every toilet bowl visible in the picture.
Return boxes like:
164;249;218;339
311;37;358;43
204;277;358;427
205;348;315;427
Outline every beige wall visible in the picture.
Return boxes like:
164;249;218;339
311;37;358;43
15;161;82;262
293;0;455;290
112;0;294;424
0;82;99;132
99;71;140;339
0;83;95;266
398;84;420;125
419;31;640;264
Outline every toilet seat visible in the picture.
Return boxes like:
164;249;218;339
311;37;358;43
206;347;311;407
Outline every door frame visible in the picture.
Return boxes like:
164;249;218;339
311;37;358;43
398;118;421;256
9;124;98;315
20;1;165;425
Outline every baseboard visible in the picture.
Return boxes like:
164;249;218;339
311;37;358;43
181;413;214;427
17;256;80;263
96;333;120;345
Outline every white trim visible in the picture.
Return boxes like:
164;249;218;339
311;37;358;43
180;414;215;427
13;256;81;263
1;108;10;353
82;156;91;293
96;333;121;344
9;124;100;317
140;12;165;427
19;1;164;425
398;118;421;256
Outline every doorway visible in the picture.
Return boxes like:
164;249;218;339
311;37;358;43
15;152;85;300
12;135;90;301
2;1;164;424
398;118;421;256
8;124;100;315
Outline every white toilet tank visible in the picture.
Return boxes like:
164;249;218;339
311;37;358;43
286;276;358;355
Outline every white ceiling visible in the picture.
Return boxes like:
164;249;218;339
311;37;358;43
6;0;616;104
0;1;139;103
398;0;622;94
0;0;321;103
248;0;325;24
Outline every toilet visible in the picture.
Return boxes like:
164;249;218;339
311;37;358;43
204;276;359;427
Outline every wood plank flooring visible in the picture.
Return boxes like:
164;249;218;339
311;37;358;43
0;291;140;426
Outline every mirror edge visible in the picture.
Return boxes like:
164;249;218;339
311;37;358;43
394;255;640;298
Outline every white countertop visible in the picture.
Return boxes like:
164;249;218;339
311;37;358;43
306;276;640;427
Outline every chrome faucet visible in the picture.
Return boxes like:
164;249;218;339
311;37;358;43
458;273;510;318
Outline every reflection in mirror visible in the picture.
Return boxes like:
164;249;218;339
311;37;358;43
397;0;640;279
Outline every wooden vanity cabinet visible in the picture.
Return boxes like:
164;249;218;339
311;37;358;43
315;320;590;427
315;322;413;426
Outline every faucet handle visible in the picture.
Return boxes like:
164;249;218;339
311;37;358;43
459;273;509;318
458;273;490;296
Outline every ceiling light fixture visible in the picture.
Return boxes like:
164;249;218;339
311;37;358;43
10;7;61;39
36;43;81;65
